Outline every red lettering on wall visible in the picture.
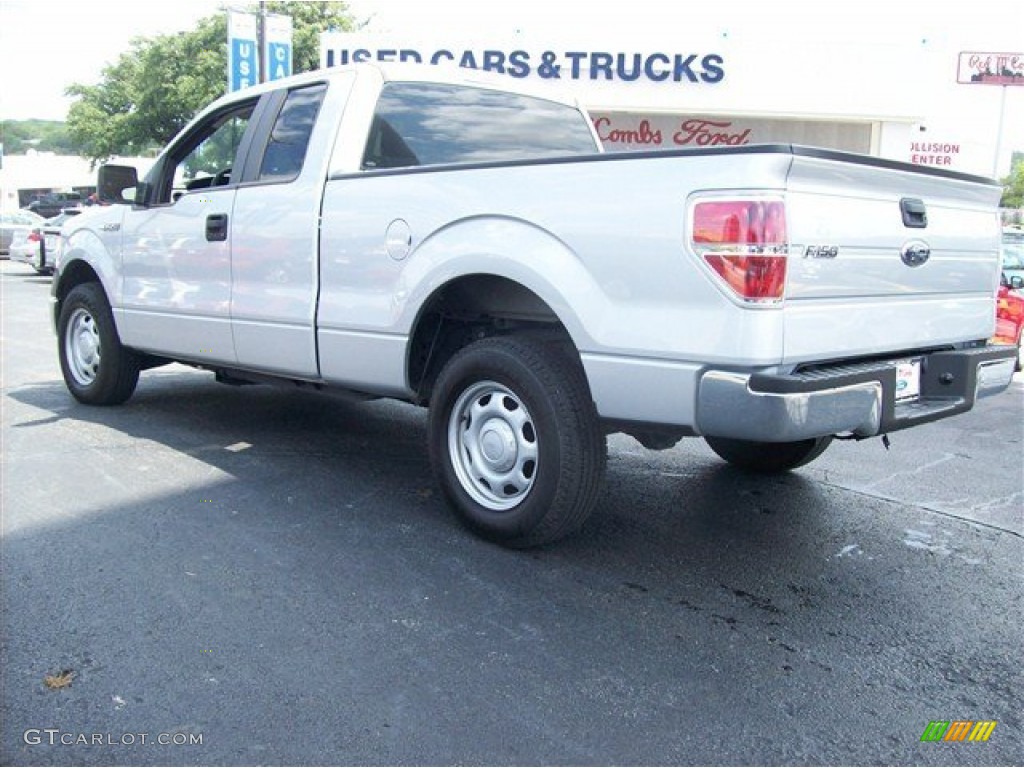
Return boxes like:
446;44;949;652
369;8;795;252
593;117;663;146
673;119;751;147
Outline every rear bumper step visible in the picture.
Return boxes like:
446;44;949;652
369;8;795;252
696;345;1017;442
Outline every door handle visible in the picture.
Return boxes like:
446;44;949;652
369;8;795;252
206;214;228;242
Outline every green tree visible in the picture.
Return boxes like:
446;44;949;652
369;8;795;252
1001;152;1024;209
66;2;353;163
0;120;76;154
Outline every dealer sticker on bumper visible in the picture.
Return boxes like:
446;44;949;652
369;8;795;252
895;359;922;402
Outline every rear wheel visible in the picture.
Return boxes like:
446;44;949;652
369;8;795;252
429;335;606;547
704;435;832;473
58;283;139;405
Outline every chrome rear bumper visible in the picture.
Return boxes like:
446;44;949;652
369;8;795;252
696;346;1017;442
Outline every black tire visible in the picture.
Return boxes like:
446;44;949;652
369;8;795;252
57;283;139;405
704;435;833;473
428;335;607;547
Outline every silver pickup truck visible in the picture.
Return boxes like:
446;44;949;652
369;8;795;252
52;63;1016;546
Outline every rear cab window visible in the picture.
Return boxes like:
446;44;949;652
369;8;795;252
361;83;599;170
258;84;327;182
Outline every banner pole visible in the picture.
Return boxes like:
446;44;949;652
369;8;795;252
992;84;1007;178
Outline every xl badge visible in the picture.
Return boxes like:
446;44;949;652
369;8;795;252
900;240;930;267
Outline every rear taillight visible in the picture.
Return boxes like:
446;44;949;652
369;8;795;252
27;230;42;243
691;198;788;304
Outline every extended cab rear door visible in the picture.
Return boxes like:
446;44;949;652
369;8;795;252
228;72;354;377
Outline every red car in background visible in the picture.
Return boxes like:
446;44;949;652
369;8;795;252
994;232;1024;371
994;280;1023;372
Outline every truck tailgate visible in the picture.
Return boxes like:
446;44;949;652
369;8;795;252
782;150;1003;364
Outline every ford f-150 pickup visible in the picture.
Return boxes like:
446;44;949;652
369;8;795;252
52;63;1017;546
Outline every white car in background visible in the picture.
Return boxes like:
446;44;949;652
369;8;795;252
0;209;46;255
9;210;82;275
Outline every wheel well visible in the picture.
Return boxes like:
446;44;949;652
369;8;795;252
53;260;102;323
55;260;102;303
408;275;575;403
55;261;170;372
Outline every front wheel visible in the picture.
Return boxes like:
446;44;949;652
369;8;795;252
428;336;606;547
704;435;833;473
58;283;139;405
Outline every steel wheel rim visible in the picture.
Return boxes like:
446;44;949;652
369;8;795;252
66;307;101;386
448;380;538;511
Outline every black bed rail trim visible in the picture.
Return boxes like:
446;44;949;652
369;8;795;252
328;143;998;186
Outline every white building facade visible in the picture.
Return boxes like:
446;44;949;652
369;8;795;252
320;30;1022;178
0;153;157;213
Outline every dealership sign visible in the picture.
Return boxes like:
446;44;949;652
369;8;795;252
228;11;259;91
908;139;961;167
264;14;293;82
228;11;293;91
320;34;725;84
957;52;1024;85
592;113;872;155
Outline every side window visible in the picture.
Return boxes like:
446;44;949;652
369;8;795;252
258;84;326;181
156;101;256;204
362;83;599;170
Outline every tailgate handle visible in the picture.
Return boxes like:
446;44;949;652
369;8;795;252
900;198;927;229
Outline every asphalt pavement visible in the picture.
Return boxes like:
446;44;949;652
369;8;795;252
2;259;1022;766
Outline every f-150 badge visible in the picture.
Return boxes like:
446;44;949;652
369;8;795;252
804;245;839;258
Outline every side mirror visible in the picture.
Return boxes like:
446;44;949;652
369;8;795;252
97;164;140;205
1010;275;1024;290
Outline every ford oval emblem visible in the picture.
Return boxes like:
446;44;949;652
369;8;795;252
900;240;931;267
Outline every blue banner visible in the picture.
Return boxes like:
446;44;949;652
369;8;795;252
266;42;292;81
228;11;259;92
264;14;293;82
230;39;259;91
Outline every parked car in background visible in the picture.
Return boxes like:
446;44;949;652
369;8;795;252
994;279;1023;372
9;210;81;275
994;234;1024;371
24;192;84;219
1000;229;1024;285
1;209;46;255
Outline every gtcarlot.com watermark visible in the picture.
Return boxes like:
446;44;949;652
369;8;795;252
24;729;202;747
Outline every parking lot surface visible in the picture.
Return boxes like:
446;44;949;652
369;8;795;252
2;260;1022;766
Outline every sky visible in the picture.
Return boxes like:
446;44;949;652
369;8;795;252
1;0;1022;171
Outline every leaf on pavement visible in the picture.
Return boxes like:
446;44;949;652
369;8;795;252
44;669;75;689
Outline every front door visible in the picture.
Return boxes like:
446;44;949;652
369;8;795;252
118;100;258;364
